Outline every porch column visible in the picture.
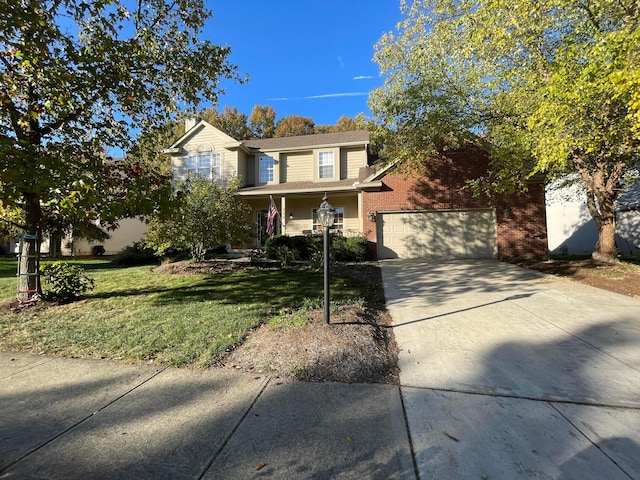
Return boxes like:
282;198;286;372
281;196;287;235
357;191;364;233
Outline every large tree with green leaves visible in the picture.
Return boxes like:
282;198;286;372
371;0;640;262
204;106;252;140
1;0;240;298
249;105;276;139
274;114;315;137
144;176;253;262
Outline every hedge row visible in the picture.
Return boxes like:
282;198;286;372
264;234;370;263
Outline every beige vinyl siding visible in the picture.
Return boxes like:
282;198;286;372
282;151;313;183
173;124;239;183
69;218;148;256
221;152;237;181
245;154;256;186
237;150;248;185
179;124;231;152
172;156;188;181
341;147;367;179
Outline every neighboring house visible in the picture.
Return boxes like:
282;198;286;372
617;184;640;257
8;218;147;257
64;218;148;256
165;119;548;260
546;176;640;258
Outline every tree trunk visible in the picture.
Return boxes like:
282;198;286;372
584;188;618;264
49;232;63;258
18;193;43;301
18;238;39;302
592;216;618;263
575;153;624;265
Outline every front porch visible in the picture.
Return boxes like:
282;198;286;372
241;191;365;247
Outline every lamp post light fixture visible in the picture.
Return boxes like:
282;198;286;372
317;195;335;324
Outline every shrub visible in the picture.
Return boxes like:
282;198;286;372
40;262;95;302
265;235;292;259
111;241;159;267
331;235;349;261
307;235;324;262
91;245;106;256
289;235;310;260
204;245;229;259
345;236;370;262
264;233;370;264
272;245;296;266
250;248;267;266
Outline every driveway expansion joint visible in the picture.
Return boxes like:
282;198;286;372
399;384;640;411
196;375;272;480
548;402;637;480
398;385;420;479
0;366;168;475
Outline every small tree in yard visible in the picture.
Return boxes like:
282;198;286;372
145;176;253;262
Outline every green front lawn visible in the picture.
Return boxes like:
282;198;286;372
0;258;374;367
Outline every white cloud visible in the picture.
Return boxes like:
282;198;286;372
353;75;374;80
304;92;368;99
267;92;368;101
337;56;345;69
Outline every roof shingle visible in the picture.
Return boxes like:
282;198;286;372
242;130;369;150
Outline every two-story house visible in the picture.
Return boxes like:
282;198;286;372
164;119;548;260
165;119;372;245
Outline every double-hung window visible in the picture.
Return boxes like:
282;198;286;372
259;156;275;183
318;151;334;179
312;207;344;232
186;153;221;180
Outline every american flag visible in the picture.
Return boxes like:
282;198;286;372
266;196;278;237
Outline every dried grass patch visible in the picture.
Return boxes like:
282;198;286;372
223;304;399;384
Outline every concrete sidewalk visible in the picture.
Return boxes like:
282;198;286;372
381;259;640;480
0;354;414;479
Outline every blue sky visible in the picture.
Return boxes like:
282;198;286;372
203;1;404;126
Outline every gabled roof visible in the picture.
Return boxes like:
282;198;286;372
163;123;370;155
163;119;241;153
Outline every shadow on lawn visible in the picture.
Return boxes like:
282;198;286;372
87;268;363;312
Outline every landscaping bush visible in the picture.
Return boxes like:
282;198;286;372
204;245;229;259
40;261;95;302
110;242;159;267
264;235;289;259
265;234;370;263
345;236;370;262
290;235;310;260
332;235;349;261
273;245;296;266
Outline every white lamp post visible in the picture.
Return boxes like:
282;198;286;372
317;195;335;324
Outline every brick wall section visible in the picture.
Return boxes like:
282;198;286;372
362;147;548;260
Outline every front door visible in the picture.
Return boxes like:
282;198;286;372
257;211;268;246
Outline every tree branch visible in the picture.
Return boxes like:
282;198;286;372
577;1;602;32
0;217;26;231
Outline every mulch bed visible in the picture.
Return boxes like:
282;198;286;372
524;259;640;299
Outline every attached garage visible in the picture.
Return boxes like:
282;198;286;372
376;209;497;260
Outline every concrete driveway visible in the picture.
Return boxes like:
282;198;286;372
380;259;640;480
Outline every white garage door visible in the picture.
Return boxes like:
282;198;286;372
377;209;497;259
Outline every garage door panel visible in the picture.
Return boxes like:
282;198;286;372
377;210;496;260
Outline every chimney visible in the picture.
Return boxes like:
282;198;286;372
185;117;199;132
